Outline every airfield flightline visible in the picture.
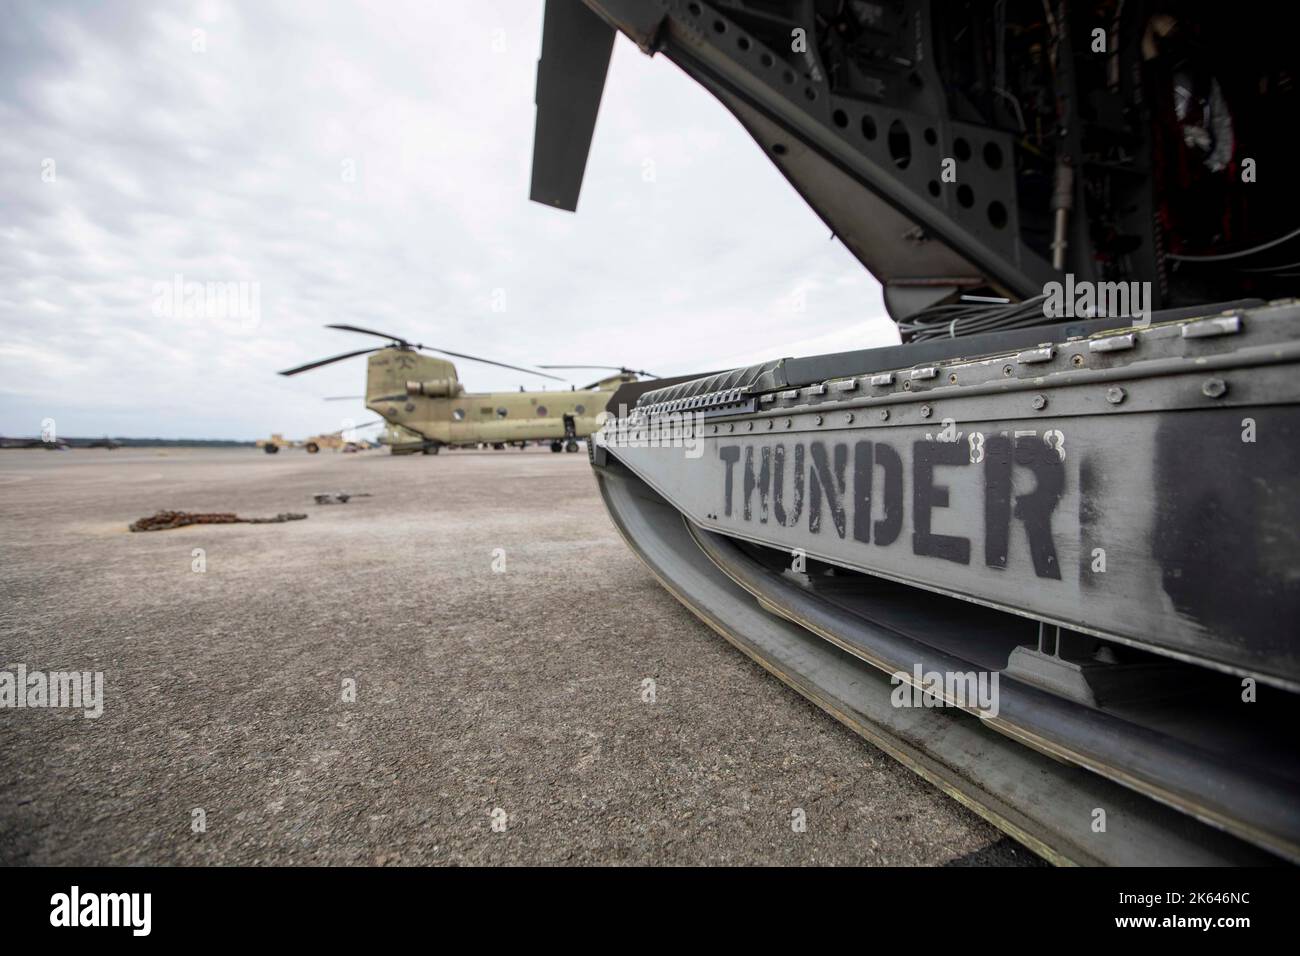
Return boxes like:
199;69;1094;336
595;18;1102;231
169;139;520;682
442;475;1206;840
0;447;1033;866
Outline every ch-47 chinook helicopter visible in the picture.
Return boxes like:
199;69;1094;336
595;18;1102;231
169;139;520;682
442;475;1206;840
279;324;657;454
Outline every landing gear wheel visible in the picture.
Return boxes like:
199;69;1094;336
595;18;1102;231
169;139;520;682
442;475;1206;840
422;443;440;455
565;440;579;453
551;441;563;453
305;442;320;454
263;444;279;454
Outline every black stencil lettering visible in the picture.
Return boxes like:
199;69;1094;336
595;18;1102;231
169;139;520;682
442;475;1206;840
1014;436;1064;579
773;444;804;527
912;440;971;564
873;442;904;546
719;445;740;517
853;441;873;543
984;434;1013;569
808;442;848;537
742;445;772;523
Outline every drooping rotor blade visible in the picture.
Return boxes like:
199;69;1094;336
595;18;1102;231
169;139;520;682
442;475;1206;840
418;346;566;381
324;323;562;381
529;0;616;211
323;395;365;401
325;323;411;346
321;419;385;438
539;364;660;378
278;348;385;376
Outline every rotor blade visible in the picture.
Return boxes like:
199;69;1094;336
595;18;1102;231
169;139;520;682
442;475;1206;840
370;394;407;403
323;395;364;401
529;0;616;211
278;348;384;376
321;419;385;438
416;346;566;381
539;364;661;378
325;323;410;345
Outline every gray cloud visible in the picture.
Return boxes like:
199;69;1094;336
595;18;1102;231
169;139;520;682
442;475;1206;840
1;0;892;439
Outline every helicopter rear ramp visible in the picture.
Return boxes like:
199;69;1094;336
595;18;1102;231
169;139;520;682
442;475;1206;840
533;0;1300;864
591;301;1300;865
594;460;1281;866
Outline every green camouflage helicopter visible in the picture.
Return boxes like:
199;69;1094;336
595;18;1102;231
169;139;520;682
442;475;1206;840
281;324;655;454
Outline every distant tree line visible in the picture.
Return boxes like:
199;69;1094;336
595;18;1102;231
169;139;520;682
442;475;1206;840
0;436;256;448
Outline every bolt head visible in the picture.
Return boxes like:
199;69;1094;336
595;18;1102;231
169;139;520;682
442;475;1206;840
1106;386;1126;404
919;404;932;418
1202;378;1228;399
1031;394;1047;410
879;409;890;421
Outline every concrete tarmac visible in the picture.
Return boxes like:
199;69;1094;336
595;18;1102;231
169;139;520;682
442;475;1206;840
0;446;1036;865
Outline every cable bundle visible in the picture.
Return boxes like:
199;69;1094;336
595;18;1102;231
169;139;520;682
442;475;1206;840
897;294;1051;341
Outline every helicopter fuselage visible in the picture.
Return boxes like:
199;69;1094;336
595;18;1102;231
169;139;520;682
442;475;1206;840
364;347;626;448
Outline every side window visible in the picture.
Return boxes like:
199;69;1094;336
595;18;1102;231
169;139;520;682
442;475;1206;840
574;404;586;415
536;406;548;417
496;407;508;419
452;408;465;421
479;407;493;416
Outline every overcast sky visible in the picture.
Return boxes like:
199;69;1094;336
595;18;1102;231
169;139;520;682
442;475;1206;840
1;0;894;440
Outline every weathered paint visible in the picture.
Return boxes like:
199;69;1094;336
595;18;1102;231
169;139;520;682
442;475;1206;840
606;405;1300;686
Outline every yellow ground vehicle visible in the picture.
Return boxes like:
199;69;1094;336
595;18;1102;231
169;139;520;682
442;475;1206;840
256;430;370;454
